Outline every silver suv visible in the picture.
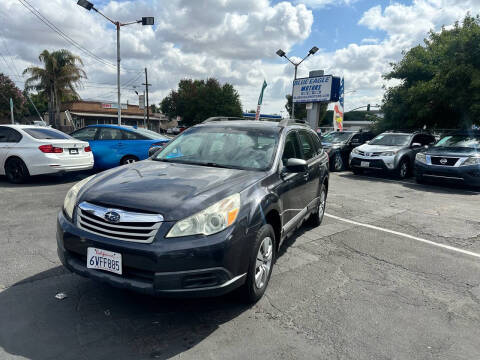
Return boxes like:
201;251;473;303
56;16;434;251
349;131;436;179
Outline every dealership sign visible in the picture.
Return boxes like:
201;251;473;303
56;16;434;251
102;102;128;110
292;75;341;103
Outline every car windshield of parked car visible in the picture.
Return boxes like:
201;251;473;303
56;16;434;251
369;134;410;146
434;135;480;148
321;132;352;143
23;128;71;140
153;127;279;170
133;128;170;140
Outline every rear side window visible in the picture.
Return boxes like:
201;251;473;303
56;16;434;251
297;130;317;160
23;128;71;139
308;132;322;154
0;127;22;143
71;127;98;141
122;130;146;140
98;128;123;140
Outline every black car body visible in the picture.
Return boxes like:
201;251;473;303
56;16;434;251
415;131;480;186
57;119;329;302
349;131;437;179
321;131;374;171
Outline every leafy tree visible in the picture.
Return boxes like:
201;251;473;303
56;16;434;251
0;73;26;122
160;78;242;126
23;49;86;128
24;91;48;117
284;95;307;120
380;15;480;131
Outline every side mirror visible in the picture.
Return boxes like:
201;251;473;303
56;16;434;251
284;158;308;173
412;142;422;148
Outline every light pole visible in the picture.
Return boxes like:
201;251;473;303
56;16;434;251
77;0;154;125
276;46;318;119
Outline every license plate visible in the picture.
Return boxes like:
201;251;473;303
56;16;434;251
87;247;122;275
69;148;79;155
361;161;370;167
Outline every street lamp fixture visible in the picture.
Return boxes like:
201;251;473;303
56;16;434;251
276;46;318;119
77;0;154;125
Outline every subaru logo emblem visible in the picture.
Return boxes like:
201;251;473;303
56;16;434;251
365;152;370;157
440;158;448;165
104;211;121;223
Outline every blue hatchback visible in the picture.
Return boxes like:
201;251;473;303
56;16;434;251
70;125;170;169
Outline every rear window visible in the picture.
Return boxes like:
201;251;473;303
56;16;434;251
23;128;71;140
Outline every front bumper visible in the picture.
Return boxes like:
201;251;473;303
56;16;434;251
57;211;255;296
415;161;480;186
349;153;397;172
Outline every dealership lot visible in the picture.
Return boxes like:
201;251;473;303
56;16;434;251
0;172;479;359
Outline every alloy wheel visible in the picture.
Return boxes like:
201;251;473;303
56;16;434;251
255;236;273;289
334;154;343;171
400;162;408;178
125;158;136;164
318;188;326;220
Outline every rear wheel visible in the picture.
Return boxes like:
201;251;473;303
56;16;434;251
120;155;139;165
5;157;30;184
240;224;276;303
397;158;410;179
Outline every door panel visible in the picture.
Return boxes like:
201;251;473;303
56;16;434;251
95;128;125;168
297;130;320;206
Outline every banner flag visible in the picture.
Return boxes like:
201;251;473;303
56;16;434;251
255;80;268;120
333;78;344;130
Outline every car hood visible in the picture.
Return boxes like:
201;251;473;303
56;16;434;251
78;160;265;221
424;146;479;157
356;144;404;153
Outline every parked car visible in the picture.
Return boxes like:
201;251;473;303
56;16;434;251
57;119;329;302
321;130;375;171
349;130;436;179
415;130;480;187
0;125;93;183
70;125;170;169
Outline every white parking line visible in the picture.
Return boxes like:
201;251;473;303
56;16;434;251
325;213;480;259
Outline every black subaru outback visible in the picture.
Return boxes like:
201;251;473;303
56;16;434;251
57;118;329;302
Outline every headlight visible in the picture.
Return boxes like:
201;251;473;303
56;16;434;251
166;193;240;238
416;153;427;164
63;175;95;220
380;151;396;156
462;156;480;166
351;148;360;154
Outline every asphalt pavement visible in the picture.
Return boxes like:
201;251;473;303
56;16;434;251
0;171;479;359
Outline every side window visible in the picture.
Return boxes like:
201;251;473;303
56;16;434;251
427;135;436;145
363;132;375;142
98;128;123;140
308;132;322;154
282;132;301;165
0;128;22;143
297;131;316;160
122;130;145;140
71;127;98;141
411;134;422;146
350;134;362;145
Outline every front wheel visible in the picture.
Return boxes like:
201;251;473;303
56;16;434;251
306;184;327;227
240;224;276;303
5;158;30;184
397;158;410;179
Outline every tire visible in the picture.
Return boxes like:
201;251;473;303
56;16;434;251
305;184;327;228
352;168;363;175
5;157;30;184
120;155;139;166
397;158;410;179
240;224;276;304
331;153;344;172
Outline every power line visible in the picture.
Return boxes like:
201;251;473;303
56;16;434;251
16;0;138;73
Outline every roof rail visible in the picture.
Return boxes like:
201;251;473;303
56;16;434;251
278;118;308;127
202;116;245;123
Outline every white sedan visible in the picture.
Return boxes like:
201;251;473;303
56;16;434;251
0;125;94;183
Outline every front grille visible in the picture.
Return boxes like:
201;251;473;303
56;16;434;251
76;202;163;243
431;156;459;166
356;151;381;157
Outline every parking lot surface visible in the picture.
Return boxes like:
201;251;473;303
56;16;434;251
1;171;480;359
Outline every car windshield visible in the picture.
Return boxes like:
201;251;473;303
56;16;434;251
153;126;280;170
23;128;71;140
321;132;352;143
133;128;170;140
435;135;480;148
369;134;411;146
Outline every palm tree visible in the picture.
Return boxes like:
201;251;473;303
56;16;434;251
23;49;86;128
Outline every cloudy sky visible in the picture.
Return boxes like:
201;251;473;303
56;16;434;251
0;0;479;116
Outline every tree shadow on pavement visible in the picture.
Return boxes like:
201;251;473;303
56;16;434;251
0;170;100;188
0;267;249;360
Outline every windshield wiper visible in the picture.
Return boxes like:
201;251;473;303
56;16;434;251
197;162;239;169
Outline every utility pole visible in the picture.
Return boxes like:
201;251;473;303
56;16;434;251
9;98;14;124
116;22;121;125
142;67;151;130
